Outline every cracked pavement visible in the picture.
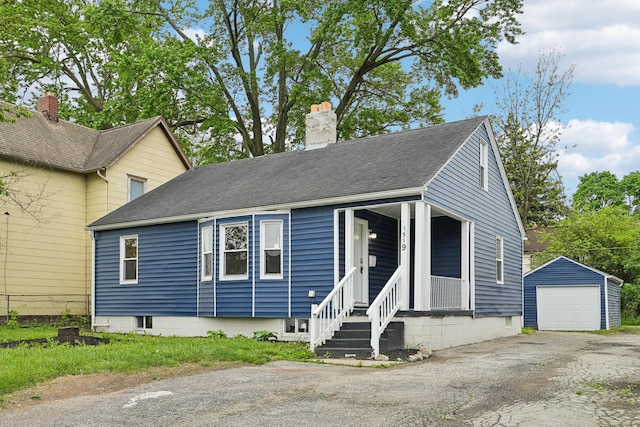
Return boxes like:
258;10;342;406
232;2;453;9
2;330;639;426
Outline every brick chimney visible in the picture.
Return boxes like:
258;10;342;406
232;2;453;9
305;101;336;150
37;93;59;123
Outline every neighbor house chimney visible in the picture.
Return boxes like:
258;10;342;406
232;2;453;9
305;101;336;150
37;93;59;123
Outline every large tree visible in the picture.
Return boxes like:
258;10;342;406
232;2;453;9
572;171;626;213
540;206;640;285
572;170;640;215
492;50;574;227
0;0;523;162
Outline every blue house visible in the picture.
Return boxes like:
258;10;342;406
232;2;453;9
524;256;623;331
88;107;525;356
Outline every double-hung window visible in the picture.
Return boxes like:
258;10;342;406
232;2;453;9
480;139;488;191
128;176;147;202
120;235;138;284
496;237;504;284
221;223;248;279
201;226;213;280
261;220;283;279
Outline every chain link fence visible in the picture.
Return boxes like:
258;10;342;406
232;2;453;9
1;293;90;325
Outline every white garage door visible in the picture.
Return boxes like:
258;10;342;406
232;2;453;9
537;286;601;331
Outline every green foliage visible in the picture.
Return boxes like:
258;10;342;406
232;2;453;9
539;206;640;284
621;282;640;321
7;310;19;329
572;171;626;212
207;330;227;339
252;330;278;341
0;327;314;396
0;104;31;124
0;0;523;163
572;171;640;215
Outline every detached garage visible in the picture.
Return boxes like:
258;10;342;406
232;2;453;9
524;257;623;331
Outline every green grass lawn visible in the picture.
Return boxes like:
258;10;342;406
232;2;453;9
0;326;314;398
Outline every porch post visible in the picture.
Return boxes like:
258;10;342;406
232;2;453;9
400;203;410;310
461;220;470;310
469;222;476;311
413;202;430;311
345;209;355;275
425;203;432;311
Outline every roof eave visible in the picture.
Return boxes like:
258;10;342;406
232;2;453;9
87;187;423;231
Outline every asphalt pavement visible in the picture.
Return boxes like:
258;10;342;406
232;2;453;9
2;330;639;426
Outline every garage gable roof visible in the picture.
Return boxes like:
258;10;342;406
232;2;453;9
525;256;624;285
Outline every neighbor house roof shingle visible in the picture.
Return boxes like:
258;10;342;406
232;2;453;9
89;116;487;229
0;101;190;172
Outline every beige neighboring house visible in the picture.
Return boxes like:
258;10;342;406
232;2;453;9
523;227;550;273
0;94;190;317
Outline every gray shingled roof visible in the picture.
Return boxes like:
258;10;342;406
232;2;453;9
90;116;486;229
0;101;189;172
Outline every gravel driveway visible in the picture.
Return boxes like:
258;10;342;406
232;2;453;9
2;330;639;426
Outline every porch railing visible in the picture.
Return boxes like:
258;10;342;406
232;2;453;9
431;276;465;309
309;266;357;352
366;267;402;357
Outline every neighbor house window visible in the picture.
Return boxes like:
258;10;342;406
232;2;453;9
201;226;213;280
480;139;488;191
120;235;138;284
496;237;504;284
261;220;283;279
221;223;248;279
128;176;147;202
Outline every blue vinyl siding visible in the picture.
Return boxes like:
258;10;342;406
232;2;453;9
254;214;290;317
290;206;335;318
607;278;621;328
94;222;198;316
432;216;462;278
424;123;523;317
523;257;606;329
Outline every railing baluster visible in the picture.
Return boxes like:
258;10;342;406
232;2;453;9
309;267;357;352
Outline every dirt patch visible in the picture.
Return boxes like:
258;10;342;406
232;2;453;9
0;335;109;348
0;362;238;412
380;348;421;361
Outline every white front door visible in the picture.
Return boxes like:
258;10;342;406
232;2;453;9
353;218;369;305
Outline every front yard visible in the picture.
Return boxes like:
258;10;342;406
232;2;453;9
0;326;313;399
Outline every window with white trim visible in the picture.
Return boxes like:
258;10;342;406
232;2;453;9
480;139;488;191
120;235;138;284
221;223;248;279
201;226;213;280
128;176;147;202
261;220;283;279
496;237;504;284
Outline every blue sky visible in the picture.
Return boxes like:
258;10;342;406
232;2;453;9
187;0;639;199
441;0;640;199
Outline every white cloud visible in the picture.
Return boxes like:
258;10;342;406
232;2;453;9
496;0;640;87
557;119;638;193
182;27;207;42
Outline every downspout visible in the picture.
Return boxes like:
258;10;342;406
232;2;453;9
603;277;610;330
92;169;111;330
521;235;527;329
96;168;110;213
90;230;109;329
